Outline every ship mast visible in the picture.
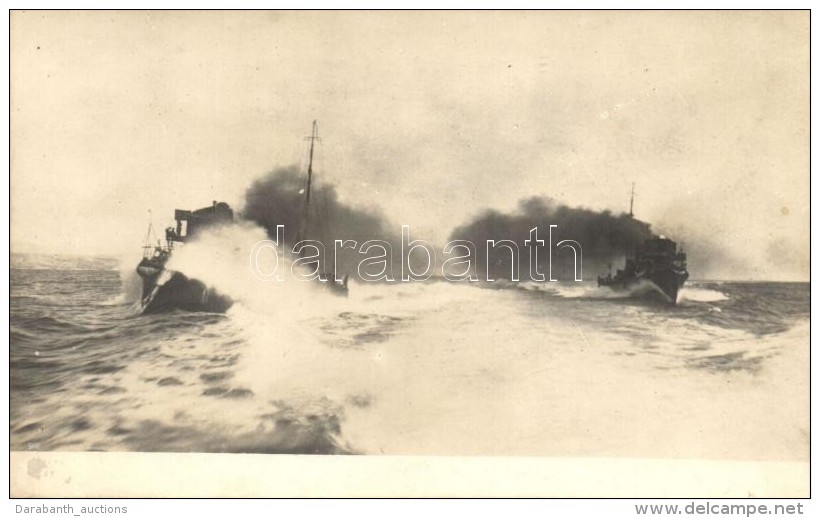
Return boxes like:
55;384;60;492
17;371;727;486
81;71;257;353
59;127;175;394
626;182;636;259
305;120;318;213
298;120;319;244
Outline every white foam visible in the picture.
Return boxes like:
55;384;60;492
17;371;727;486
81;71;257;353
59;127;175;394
678;286;729;302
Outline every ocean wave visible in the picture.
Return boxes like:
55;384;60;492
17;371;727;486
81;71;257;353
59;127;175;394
10;263;809;459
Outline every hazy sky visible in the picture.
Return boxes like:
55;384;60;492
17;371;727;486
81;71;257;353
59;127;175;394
10;11;809;280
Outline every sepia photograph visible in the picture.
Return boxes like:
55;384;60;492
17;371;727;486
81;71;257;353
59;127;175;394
8;9;810;499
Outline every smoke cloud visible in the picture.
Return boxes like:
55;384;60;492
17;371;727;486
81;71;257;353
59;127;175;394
242;169;693;282
449;196;656;281
241;167;406;279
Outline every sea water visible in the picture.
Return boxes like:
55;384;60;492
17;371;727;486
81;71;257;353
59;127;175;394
9;244;809;461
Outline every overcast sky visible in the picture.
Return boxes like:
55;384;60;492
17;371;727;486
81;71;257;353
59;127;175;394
10;11;808;280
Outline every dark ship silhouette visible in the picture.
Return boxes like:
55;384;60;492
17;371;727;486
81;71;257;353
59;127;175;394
136;201;234;313
135;121;347;314
597;236;689;305
596;184;689;305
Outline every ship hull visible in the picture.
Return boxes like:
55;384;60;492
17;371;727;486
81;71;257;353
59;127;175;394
138;267;232;314
647;269;687;304
599;268;688;305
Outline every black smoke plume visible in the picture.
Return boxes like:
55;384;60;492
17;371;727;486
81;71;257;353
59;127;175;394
241;167;404;277
449;196;655;281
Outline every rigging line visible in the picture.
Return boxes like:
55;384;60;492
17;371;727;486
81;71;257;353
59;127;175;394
143;210;156;249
